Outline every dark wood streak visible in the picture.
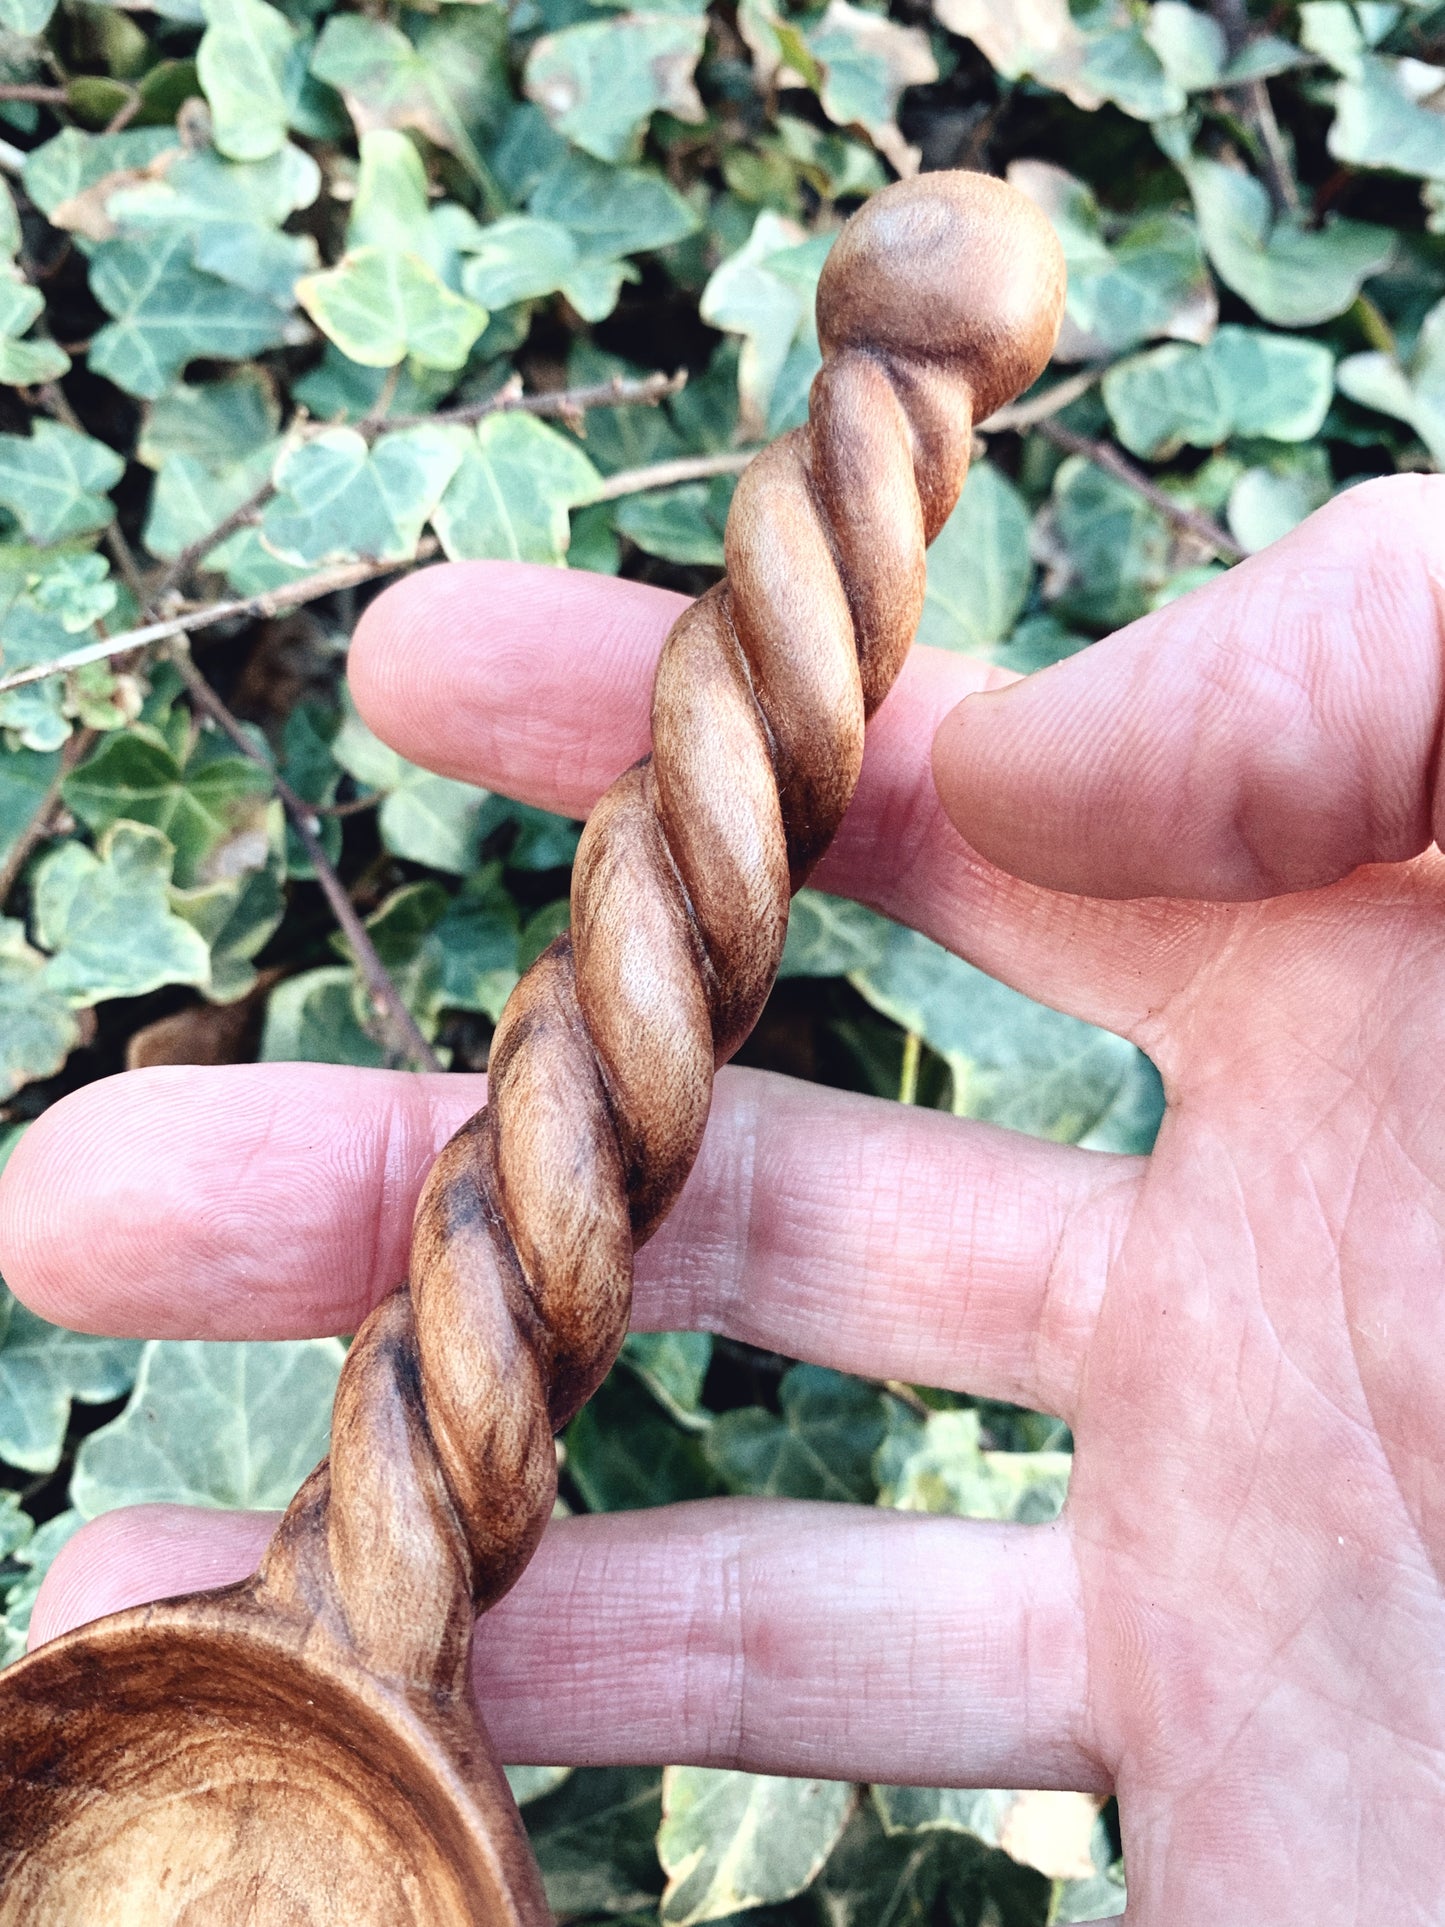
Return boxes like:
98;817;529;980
0;171;1065;1927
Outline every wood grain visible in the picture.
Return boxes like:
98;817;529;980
0;171;1065;1925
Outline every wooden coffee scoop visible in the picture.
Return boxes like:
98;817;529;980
0;170;1064;1926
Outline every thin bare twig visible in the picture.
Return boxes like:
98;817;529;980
103;89;143;136
982;366;1105;433
0;549;437;695
147;371;693;609
166;648;442;1074
1237;77;1301;216
1035;419;1244;563
0;84;66;103
590;449;756;503
149;475;278;606
385;369;686;435
0;729;92;909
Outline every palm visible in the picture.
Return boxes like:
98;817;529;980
1068;859;1445;1918
1;476;1440;1925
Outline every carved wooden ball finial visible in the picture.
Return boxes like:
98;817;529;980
816;172;1067;423
0;172;1064;1927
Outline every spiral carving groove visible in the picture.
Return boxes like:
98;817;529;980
254;171;1066;1708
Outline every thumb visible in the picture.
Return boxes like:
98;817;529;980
931;476;1445;902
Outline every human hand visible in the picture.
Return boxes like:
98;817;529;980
1;474;1441;1925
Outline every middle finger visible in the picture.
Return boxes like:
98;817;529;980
0;1061;1137;1420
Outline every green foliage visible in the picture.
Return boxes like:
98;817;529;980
0;0;1440;1914
658;1770;855;1923
71;1337;344;1515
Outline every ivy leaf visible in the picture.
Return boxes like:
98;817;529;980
778;888;889;978
525;14;707;166
1336;293;1445;465
0;585;100;752
197;0;297;163
351;877;516;1030
331;703;486;873
700;211;832;436
88;228;295;400
311;10;509;199
0;275;68;386
0;1293;141;1475
615;477;731;567
528;149;698;260
138;369;280;470
526;1769;665;1920
32;822;212;1005
1007;159;1214;360
432;413;600;564
260;964;387;1067
935;0;1184;120
63;729;275;890
460;214;633;324
872;1780;1108;1889
104;145;322;309
1145;2;1225;92
620;1330;712;1428
875;1407;1071;1522
1226;447;1333;555
565;1370;721;1511
1102;326;1335;460
173;845;287;1003
0;746;59;880
1329;54;1445;183
0;919;79;1100
261;424;466;567
142;442;276;568
298;246;489;372
706;1364;888;1500
658;1768;854;1925
0;420;122;545
917;461;1032;654
0;1511;81;1666
72;1337;344;1514
1043;454;1175;630
1183;156;1394;327
802;0;937;176
505;1765;572;1808
850;918;1164;1151
21;125;177;222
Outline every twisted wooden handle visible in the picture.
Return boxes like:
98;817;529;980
254;172;1065;1703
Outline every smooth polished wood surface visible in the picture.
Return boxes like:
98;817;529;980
0;172;1065;1924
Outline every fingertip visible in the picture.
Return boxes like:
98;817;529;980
348;561;685;812
29;1505;275;1650
0;1064;486;1339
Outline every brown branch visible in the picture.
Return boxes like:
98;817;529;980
385;369;686;435
147;372;692;608
982;366;1105;433
149;475;277;606
0;548;438;695
1035;419;1244;563
0;729;93;909
0;84;67;103
1245;78;1301;216
590;449;755;502
166;648;442;1075
104;89;143;136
